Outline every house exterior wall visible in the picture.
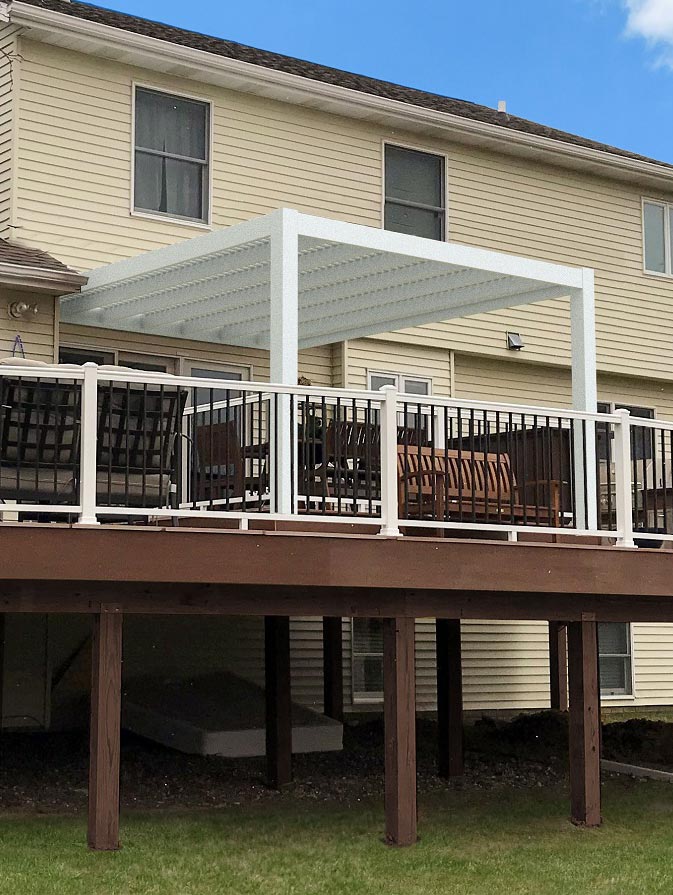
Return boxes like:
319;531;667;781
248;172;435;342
0;24;18;238
0;288;56;362
12;37;673;383
1;30;673;723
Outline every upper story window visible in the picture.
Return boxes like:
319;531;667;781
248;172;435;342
384;145;445;241
643;200;673;275
134;87;210;224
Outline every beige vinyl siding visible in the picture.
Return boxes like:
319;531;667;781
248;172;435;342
58;323;332;385
346;338;452;396
631;625;673;705
16;39;381;272
0;25;18;237
0;289;56;362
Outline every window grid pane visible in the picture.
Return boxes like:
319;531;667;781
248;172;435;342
384;144;445;241
134;87;209;223
598;622;632;695
644;202;667;274
352;618;384;699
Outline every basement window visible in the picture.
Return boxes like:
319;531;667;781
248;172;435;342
352;618;384;702
598;622;633;697
384;144;445;241
643;200;673;275
134;86;210;224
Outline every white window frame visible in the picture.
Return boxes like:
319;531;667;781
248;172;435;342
367;370;432;395
382;140;448;241
59;344;178;373
642;197;673;278
131;82;214;230
351;618;384;704
182;359;252;382
598;622;635;700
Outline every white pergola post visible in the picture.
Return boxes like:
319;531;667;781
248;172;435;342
269;209;299;515
570;269;598;530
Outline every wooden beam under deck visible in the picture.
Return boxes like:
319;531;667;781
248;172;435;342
88;605;123;851
436;619;464;779
265;616;292;789
383;617;417;847
322;617;344;722
549;622;569;712
1;525;673;622
567;619;601;827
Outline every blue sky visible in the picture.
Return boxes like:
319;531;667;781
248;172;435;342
97;0;673;163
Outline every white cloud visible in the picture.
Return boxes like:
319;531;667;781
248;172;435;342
622;0;673;66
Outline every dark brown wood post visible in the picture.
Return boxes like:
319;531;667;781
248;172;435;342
549;621;569;712
88;605;123;851
323;617;344;722
436;618;463;778
383;616;417;847
0;614;5;735
265;615;292;789
567;618;601;827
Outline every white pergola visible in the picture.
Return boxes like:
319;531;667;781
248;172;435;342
61;208;598;522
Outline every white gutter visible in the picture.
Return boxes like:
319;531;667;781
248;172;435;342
0;261;88;294
10;1;673;189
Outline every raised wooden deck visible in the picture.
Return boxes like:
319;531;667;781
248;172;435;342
1;522;671;848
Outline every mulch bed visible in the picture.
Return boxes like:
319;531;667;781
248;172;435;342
0;712;664;814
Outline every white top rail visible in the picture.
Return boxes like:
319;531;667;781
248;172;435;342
1;361;646;424
395;391;622;423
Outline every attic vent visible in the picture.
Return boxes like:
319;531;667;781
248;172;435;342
497;100;507;114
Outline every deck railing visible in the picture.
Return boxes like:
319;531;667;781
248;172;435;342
0;362;659;545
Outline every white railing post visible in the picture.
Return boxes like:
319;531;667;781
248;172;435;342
614;408;635;548
78;362;99;525
379;385;400;537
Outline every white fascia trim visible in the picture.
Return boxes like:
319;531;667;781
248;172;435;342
11;2;673;190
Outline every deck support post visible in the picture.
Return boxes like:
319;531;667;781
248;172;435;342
322;617;343;721
88;605;123;851
383;617;417;846
567;618;601;827
265;615;292;788
549;621;568;712
436;618;463;778
0;614;5;735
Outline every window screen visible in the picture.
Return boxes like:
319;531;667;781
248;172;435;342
598;622;632;696
385;145;445;240
352;618;384;700
134;87;210;223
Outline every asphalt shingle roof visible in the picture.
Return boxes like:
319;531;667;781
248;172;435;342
0;238;80;275
18;0;673;172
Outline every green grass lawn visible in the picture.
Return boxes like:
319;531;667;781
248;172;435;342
2;778;673;895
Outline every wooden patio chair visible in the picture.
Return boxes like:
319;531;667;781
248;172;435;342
397;445;561;527
0;359;81;506
312;418;381;501
95;374;186;508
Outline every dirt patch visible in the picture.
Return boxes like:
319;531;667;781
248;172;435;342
0;717;564;814
1;711;670;814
